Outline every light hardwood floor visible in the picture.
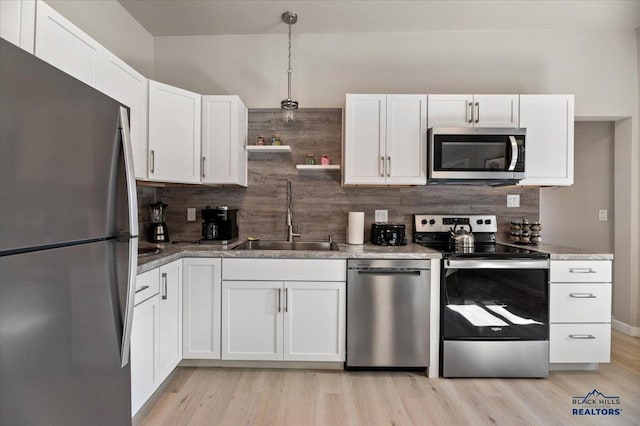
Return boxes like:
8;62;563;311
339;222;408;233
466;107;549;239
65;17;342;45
134;331;639;425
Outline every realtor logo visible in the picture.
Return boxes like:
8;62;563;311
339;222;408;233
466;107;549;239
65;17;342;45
572;389;621;416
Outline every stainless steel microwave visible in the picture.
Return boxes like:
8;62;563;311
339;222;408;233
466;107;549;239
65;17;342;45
427;127;526;185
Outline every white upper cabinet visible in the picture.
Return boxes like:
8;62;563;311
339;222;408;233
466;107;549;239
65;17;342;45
148;80;202;184
34;0;99;87
428;94;519;128
344;94;427;185
201;96;248;186
518;95;574;186
96;50;148;179
0;0;36;53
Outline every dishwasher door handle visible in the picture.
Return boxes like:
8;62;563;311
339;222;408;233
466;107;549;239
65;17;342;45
355;269;423;275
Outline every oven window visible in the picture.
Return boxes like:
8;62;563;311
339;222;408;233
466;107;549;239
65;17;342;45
442;268;548;340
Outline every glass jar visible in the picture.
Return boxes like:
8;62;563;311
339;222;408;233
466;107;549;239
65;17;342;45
320;155;330;166
305;154;316;165
256;136;265;145
272;136;282;146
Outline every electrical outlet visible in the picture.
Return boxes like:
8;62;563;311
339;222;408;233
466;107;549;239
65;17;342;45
507;194;520;208
375;210;388;224
599;209;608;222
187;208;196;221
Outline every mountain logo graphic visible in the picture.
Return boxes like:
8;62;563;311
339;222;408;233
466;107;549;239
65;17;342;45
573;389;619;404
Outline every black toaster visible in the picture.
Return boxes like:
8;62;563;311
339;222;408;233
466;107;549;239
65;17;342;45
370;224;407;246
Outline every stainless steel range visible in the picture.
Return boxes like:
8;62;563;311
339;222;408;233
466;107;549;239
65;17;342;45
414;214;550;378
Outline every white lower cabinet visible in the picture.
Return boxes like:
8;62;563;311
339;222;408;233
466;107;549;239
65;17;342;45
130;269;160;416
182;258;222;359
157;260;182;384
221;259;347;362
549;260;612;365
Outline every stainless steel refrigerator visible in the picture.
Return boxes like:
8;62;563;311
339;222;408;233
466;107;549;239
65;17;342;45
0;39;138;425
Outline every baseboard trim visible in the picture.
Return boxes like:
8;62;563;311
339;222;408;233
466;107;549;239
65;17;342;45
549;363;598;371
179;359;344;370
612;319;640;336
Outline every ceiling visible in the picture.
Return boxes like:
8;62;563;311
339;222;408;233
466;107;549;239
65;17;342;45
118;0;640;37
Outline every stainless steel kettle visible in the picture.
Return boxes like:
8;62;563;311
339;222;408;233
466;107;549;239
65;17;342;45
450;224;474;248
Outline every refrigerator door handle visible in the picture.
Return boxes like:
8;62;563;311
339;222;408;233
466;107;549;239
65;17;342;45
118;107;139;368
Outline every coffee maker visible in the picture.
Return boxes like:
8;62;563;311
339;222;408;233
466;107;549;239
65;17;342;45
201;206;238;244
148;201;169;242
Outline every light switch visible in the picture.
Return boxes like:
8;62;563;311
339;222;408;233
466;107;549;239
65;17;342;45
598;209;608;222
507;195;520;208
375;210;388;224
187;208;196;221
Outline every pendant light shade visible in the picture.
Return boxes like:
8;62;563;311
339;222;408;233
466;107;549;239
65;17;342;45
281;11;298;124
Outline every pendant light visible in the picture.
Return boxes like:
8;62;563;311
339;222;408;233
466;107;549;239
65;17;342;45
281;11;298;124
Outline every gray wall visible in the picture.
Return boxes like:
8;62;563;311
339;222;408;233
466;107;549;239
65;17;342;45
144;109;538;243
540;122;615;253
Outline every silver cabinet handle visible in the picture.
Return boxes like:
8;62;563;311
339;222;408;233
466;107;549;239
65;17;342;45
569;268;596;273
474;102;480;123
161;272;167;300
202;156;206;177
285;288;289;313
569;293;596;298
387;156;391;177
135;285;150;294
150;150;155;173
568;334;596;340
380;156;384;177
467;102;473;123
277;288;281;313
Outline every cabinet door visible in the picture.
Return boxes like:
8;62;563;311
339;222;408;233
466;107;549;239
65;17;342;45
0;0;35;53
343;94;386;185
157;260;182;384
201;96;247;186
95;50;148;179
518;95;574;186
148;80;202;183
34;0;99;87
283;282;346;362
182;258;222;359
131;294;159;416
385;95;427;185
221;281;283;360
473;94;519;128
427;94;473;128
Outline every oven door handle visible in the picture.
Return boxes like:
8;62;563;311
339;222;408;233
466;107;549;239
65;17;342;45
445;259;549;269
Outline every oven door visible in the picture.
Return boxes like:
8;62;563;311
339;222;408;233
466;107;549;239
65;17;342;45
429;128;525;182
442;258;549;340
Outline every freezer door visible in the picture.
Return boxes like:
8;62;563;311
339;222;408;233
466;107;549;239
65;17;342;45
0;39;136;252
0;239;132;426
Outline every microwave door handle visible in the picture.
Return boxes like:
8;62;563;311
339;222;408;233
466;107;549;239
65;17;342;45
508;136;518;171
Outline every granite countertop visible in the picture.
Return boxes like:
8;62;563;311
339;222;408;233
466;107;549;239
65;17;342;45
137;241;442;274
498;241;614;260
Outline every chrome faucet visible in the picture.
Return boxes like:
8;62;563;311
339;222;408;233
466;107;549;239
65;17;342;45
286;179;301;242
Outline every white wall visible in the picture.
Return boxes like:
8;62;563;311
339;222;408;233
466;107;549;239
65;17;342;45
540;122;614;253
154;30;637;117
44;0;154;77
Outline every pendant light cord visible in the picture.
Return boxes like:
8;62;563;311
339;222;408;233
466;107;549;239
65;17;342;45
287;21;293;99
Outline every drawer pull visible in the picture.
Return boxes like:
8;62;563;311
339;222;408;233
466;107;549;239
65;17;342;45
135;285;150;294
569;268;596;274
569;293;596;298
568;334;596;340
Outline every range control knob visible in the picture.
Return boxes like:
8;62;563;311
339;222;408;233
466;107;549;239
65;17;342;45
476;219;483;225
429;219;436;225
421;219;428;225
485;219;492;225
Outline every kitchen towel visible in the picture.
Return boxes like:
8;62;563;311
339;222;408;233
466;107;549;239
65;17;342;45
347;212;365;244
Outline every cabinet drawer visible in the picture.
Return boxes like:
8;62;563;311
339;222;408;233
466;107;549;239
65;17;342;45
135;268;160;305
549;323;611;363
550;260;611;283
550;283;611;323
223;259;346;281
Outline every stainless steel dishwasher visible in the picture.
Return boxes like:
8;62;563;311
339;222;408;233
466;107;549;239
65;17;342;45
346;259;430;370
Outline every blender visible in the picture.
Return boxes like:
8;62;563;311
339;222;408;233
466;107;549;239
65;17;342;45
148;202;169;242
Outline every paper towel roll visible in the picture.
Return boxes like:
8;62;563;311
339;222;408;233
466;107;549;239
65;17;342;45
347;212;365;245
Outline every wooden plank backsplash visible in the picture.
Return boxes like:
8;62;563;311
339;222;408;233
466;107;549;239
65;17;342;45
139;108;539;243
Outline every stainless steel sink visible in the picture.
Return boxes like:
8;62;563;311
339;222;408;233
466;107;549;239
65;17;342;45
234;240;339;251
138;246;163;257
